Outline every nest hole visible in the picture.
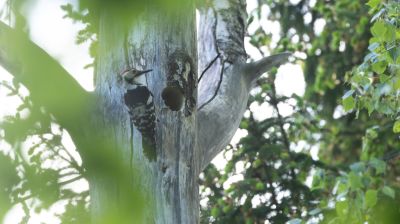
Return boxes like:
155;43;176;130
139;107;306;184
162;86;184;111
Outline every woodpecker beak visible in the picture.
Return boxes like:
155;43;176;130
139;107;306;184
137;69;153;76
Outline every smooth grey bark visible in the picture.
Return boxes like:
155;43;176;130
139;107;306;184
0;0;289;223
197;0;290;171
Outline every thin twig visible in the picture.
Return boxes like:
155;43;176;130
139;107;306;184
198;60;225;111
42;138;84;175
14;194;34;206
198;53;220;83
59;146;83;173
58;171;81;178
53;131;85;174
269;79;297;181
58;175;83;186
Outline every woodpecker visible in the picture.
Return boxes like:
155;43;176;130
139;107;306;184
120;68;156;158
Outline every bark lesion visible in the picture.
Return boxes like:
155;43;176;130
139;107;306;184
165;50;196;116
213;0;247;63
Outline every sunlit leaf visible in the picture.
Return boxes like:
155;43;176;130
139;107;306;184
367;0;381;9
371;60;387;73
365;189;378;208
348;172;363;189
382;186;395;199
369;158;386;174
343;96;356;111
336;200;349;218
371;21;386;38
393;120;400;133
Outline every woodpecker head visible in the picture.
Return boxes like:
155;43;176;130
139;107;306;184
120;68;153;86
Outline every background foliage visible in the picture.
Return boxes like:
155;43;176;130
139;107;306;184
200;0;400;223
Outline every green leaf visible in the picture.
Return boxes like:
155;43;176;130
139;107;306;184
224;163;234;173
382;186;395;199
348;172;363;190
365;189;378;208
367;0;380;9
379;73;390;83
369;158;386;174
311;169;325;190
393;120;400;133
245;218;254;224
394;78;400;91
255;182;265;191
366;127;378;139
371;21;386;38
372;60;387;74
252;159;262;168
222;205;232;213
336;200;349;218
343;96;356;111
389;47;400;64
240;120;249;129
384;23;396;42
211;207;220;217
336;182;348;195
366;100;374;115
350;162;366;173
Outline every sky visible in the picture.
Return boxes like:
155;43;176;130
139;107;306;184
0;0;306;223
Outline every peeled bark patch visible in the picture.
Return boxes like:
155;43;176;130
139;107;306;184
166;50;196;116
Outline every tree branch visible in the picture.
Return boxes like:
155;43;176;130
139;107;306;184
196;0;290;172
244;52;291;82
0;21;92;138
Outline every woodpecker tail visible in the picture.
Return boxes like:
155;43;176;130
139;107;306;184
142;136;156;161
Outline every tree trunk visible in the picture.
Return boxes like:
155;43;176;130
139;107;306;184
91;1;199;223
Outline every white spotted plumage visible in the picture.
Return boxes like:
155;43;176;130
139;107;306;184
121;68;156;149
